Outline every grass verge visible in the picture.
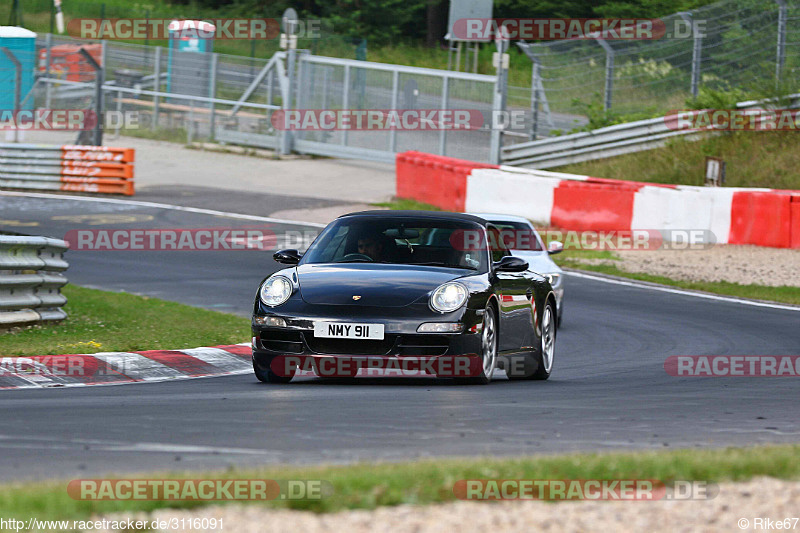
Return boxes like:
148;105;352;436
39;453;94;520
0;285;249;356
1;444;798;522
555;131;800;190
372;198;441;211
555;253;800;306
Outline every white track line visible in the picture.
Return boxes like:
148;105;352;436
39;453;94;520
0;190;327;228
566;270;800;312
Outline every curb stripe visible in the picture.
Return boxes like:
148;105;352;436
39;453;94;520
179;347;252;370
92;352;186;381
0;343;252;391
137;350;221;376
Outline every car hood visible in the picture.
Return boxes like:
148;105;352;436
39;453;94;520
297;263;467;307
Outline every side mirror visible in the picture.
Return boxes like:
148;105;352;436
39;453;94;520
273;249;302;265
493;256;528;273
547;241;564;255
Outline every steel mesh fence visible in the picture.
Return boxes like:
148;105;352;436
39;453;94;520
519;0;800;136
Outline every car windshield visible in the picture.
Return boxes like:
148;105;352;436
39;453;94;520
301;217;488;271
487;220;544;252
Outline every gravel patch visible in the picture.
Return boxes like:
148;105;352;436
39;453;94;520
90;477;799;533
573;245;800;288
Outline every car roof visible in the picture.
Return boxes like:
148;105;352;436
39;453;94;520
468;213;534;225
339;210;489;225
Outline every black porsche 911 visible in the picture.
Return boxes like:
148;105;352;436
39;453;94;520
251;211;557;385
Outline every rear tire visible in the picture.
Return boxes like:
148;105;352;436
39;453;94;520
253;354;294;384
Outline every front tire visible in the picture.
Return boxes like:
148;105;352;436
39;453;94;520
531;301;556;380
457;303;497;385
253;354;294;384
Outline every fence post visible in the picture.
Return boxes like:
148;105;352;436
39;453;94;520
99;41;107;145
209;52;217;141
595;38;615;111
295;52;307;142
341;64;350;147
101;39;108;80
115;87;122;139
0;48;21;143
78;47;104;146
44;33;53;112
439;76;449;156
152;46;161;130
280;47;296;155
267;69;274;106
389;69;399;153
776;0;787;81
530;56;541;140
679;12;702;98
188;101;194;144
489;34;509;165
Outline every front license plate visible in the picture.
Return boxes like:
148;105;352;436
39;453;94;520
314;322;385;340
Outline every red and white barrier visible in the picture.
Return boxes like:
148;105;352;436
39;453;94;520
0;344;251;390
396;151;800;248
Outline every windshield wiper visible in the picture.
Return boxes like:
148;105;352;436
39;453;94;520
408;261;477;271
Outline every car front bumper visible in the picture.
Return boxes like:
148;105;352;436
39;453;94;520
251;306;485;373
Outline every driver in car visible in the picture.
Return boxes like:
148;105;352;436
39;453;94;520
357;233;385;262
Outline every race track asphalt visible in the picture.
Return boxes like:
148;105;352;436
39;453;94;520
1;190;798;482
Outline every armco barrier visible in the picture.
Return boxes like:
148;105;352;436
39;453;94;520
0;236;69;327
396;151;800;249
396;151;498;211
0;144;135;196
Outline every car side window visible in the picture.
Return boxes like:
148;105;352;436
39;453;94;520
487;226;510;263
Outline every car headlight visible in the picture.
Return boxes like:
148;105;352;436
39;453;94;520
259;276;293;307
545;273;562;288
430;282;468;313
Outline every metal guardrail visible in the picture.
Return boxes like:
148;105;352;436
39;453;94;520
501;117;701;168
0;236;69;328
502;94;800;169
0;143;135;195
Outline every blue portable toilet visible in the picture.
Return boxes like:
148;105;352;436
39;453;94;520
0;26;36;111
166;20;215;104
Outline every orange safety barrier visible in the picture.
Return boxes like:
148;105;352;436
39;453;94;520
551;180;642;232
60;161;134;179
0;144;136;196
61;145;135;163
729;191;793;248
38;44;102;83
395;151;497;211
790;196;800;249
